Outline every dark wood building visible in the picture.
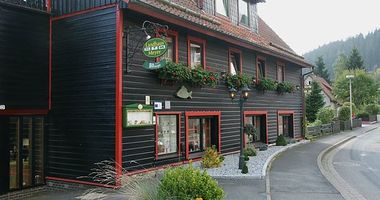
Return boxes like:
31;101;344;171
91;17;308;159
0;0;312;194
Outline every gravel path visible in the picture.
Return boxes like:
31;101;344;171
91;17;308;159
193;141;308;179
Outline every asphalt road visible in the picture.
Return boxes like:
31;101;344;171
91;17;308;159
333;128;380;200
269;132;361;200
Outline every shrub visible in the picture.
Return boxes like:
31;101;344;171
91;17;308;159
338;106;351;121
241;162;248;174
243;147;257;157
356;111;369;119
276;135;287;146
244;124;257;144
255;78;277;91
365;103;380;115
343;102;357;114
201;145;223;168
317;107;335;124
309;119;323;127
158;164;225;200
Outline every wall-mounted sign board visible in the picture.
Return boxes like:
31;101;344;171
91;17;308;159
123;104;153;128
143;37;168;58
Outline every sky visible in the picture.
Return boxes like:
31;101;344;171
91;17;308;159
258;0;380;55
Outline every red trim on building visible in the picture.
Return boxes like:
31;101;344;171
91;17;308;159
187;36;206;69
244;111;269;144
46;0;51;13
228;48;243;74
52;4;116;21
154;112;182;160
185;111;221;159
0;109;49;116
115;4;123;187
45;177;116;189
256;55;266;82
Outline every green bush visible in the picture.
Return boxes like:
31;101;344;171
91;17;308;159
356;111;369;119
241;162;248;174
338;106;351;121
158;164;225;200
309;119;323;127
364;104;380;115
342;102;357;114
317;107;335;124
225;73;251;90
276;81;294;94
276;135;287;146
243;154;249;161
201;145;223;168
243;147;257;157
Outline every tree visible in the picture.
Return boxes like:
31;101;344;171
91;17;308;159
314;56;330;83
333;53;347;80
333;69;379;107
346;47;364;70
306;81;325;122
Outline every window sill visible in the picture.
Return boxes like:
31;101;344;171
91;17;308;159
156;153;180;160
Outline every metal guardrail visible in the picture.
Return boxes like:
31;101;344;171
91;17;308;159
0;0;46;11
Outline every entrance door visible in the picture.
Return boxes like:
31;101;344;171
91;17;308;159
278;115;293;138
188;117;218;158
244;115;267;144
0;116;44;194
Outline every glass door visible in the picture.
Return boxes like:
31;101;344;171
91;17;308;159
6;116;45;192
188;117;215;157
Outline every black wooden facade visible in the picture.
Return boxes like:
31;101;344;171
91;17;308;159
0;2;49;110
47;7;117;180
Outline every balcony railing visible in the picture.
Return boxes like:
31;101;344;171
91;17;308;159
1;0;47;11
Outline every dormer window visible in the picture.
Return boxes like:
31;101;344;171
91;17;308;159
238;0;249;26
216;0;229;16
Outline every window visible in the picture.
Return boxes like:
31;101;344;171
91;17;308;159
238;0;249;26
187;36;206;69
244;111;268;145
156;113;180;158
256;56;266;81
277;62;285;82
229;48;242;75
215;0;229;16
157;30;178;62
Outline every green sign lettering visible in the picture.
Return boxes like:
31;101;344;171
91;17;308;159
143;38;168;58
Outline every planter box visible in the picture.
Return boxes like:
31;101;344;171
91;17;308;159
332;121;341;133
320;123;332;135
353;118;362;128
307;126;321;136
340;120;351;131
360;115;377;122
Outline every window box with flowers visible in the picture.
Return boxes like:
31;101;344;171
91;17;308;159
156;61;218;87
254;78;277;92
224;73;252;90
276;81;294;94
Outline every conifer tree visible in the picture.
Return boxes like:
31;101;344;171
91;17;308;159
306;81;325;122
347;47;364;70
314;56;330;83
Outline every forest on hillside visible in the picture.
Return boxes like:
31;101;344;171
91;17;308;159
303;29;380;79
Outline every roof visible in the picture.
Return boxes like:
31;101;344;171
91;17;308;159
306;74;339;104
128;0;312;67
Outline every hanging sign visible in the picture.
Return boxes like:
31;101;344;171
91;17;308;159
143;59;166;70
143;37;168;58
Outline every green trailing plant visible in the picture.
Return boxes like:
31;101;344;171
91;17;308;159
243;147;257;157
317;107;335;124
156;61;218;87
309;119;322;127
158;163;225;200
201;145;223;168
224;73;251;90
241;162;248;174
356;111;369;119
338;106;351;121
276;81;295;94
276;135;287;146
255;78;277;91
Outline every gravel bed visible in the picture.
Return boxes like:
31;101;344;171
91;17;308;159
192;141;308;179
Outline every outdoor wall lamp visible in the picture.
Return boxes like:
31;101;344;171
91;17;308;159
296;85;301;90
228;85;251;169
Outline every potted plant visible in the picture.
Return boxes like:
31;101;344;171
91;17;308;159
255;78;277;92
277;81;294;94
224;73;251;90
